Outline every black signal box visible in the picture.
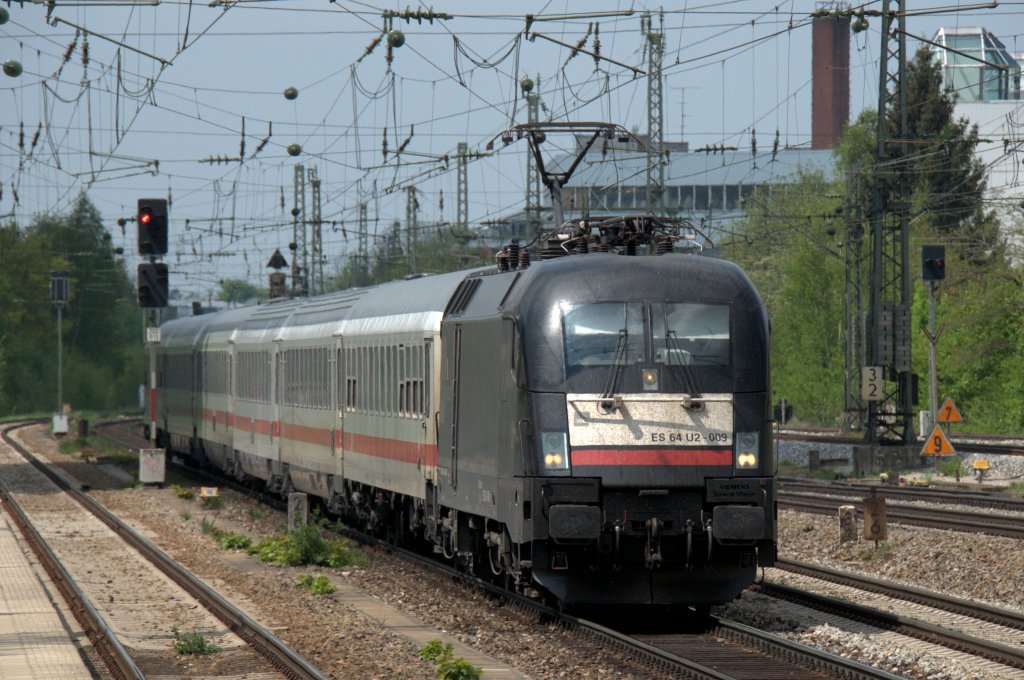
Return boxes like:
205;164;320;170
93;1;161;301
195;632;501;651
138;263;169;308
137;198;168;256
921;245;945;281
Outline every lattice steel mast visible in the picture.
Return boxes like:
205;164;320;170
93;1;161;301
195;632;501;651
866;0;913;444
643;12;665;215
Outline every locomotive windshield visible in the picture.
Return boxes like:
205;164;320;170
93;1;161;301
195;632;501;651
562;301;731;388
563;302;645;371
651;303;729;367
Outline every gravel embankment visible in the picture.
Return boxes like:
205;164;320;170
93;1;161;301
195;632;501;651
21;423;1024;679
716;509;1024;679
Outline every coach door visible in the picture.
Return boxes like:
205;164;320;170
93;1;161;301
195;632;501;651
272;341;283;463
334;336;345;482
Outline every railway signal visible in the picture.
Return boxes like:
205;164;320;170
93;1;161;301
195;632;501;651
921;245;945;281
137;198;168;255
137;263;169;308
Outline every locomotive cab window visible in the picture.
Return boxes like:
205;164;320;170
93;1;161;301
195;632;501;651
562;301;732;391
651;303;729;367
563;302;645;373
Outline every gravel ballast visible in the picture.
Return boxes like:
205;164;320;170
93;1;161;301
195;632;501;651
18;423;1024;679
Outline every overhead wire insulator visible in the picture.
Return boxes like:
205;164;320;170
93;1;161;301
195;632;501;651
357;33;384;64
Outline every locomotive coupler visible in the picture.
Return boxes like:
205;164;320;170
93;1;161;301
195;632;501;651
644;518;662;569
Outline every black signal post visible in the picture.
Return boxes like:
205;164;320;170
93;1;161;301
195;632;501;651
921;245;946;437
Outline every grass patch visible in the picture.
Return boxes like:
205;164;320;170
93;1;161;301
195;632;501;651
937;457;966;478
295;573;336;595
217;532;252;550
171;484;195;500
248;523;368;568
200;495;227;510
57;434;132;462
419;640;482;680
198;518;252;550
247;507;267;521
171;626;221;655
860;540;899;561
1007;482;1024;498
179;511;192;521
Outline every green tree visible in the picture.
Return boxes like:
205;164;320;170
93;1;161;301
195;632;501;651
723;169;847;424
329;224;493;290
722;48;1021;432
898;47;998;258
0;194;141;415
217;278;267;306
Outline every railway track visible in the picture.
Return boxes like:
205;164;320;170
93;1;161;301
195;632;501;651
1;421;327;680
778;491;1024;539
776;557;1024;633
780;477;1024;513
761;558;1024;671
778;428;1024;457
95;419;897;679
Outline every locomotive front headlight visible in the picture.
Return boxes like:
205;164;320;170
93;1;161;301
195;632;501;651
642;368;659;391
541;431;570;470
735;432;759;469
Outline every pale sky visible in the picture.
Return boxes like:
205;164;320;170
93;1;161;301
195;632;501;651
2;1;1022;301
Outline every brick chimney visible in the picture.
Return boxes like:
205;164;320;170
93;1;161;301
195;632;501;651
812;12;850;149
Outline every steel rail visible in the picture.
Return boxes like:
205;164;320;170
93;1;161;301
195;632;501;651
0;423;143;680
777;557;1024;632
98;420;899;678
777;428;1024;456
778;492;1024;540
779;477;1024;513
754;579;1024;671
2;422;327;680
362;533;898;680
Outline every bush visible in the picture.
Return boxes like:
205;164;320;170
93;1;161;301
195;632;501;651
218;532;252;550
171;484;195;500
419;640;482;680
295;573;336;595
248;523;368;568
937;457;966;479
171;626;221;655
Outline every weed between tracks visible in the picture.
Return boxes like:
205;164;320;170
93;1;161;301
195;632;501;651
859;540;899;561
294;573;336;595
419;640;482;680
248;522;368;568
171;626;221;655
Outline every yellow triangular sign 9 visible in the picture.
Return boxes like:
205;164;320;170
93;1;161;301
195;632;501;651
938;398;962;423
921;425;956;456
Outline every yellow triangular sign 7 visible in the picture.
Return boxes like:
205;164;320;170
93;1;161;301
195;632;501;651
938;398;962;423
921;425;956;456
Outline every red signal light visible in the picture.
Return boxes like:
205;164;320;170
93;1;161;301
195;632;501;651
139;211;152;225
